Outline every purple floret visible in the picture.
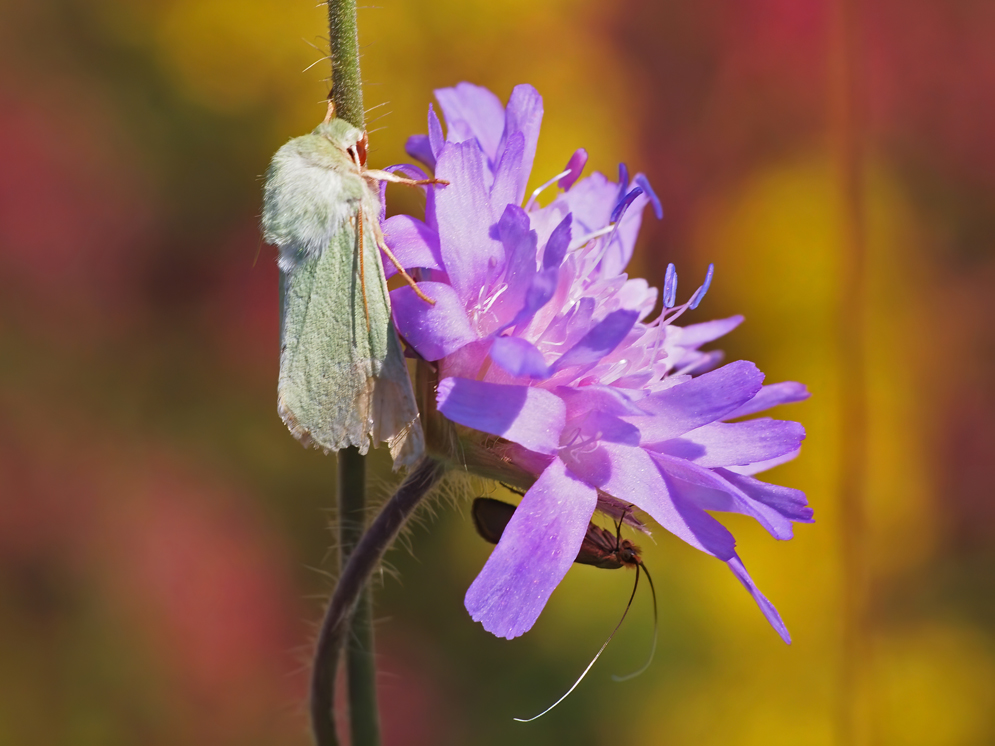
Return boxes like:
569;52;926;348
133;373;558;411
386;83;812;644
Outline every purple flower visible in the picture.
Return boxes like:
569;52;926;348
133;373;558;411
386;83;812;643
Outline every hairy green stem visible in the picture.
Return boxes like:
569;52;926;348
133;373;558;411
327;0;364;129
310;457;446;746
311;2;370;743
338;447;380;746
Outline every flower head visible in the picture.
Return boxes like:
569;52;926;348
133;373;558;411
386;83;812;643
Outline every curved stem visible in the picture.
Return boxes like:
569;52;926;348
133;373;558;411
310;456;446;746
327;0;364;129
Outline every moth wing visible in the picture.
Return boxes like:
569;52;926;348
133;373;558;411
361;184;423;468
277;187;423;466
471;498;517;545
369;313;424;469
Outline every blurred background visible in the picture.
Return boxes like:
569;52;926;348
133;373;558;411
1;0;993;744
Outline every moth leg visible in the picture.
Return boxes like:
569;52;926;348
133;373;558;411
364;169;449;188
374;233;436;306
356;206;371;332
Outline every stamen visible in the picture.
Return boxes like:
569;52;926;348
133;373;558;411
559;149;588;192
525;170;573;212
634;174;663;220
688;263;714;310
610;187;643;224
663;263;677;308
569;224;614;250
617;163;630;201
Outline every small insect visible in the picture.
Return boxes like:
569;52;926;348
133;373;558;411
262;101;446;466
471;496;659;722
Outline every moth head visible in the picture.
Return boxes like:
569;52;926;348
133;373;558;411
314;118;368;167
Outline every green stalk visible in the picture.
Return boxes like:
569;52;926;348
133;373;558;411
310;2;373;745
327;0;364;129
338;447;380;746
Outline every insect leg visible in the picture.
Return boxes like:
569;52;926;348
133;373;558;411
356;206;371;332
374;229;436;305
364;169;450;188
514;565;641;724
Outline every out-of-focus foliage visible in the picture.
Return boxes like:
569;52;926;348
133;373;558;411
0;0;992;744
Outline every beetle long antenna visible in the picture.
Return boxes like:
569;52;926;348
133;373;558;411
611;562;658;682
514;565;641;723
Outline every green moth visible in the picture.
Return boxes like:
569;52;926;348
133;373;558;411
262;110;442;468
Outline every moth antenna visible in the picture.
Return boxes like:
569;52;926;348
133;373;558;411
356;206;371;332
611;562;658;682
514;565;641;723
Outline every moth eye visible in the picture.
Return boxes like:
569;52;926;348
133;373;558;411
356;133;368;166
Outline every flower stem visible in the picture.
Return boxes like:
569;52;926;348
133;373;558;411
310;456;446;746
337;447;380;746
327;0;364;129
312;3;371;744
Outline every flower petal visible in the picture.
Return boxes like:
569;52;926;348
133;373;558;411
501;84;544;204
553;309;639;372
404;135;435;171
554;385;644;420
428;103;445;160
490;336;551;379
724;447;802;476
382;215;443;279
563;442;736;559
505;268;559;331
656;418;805;468
723;382;811;420
542;213;572;270
652;452;797;540
673;316;744;349
490;204;539;327
727;554;791;643
434;140;503;303
568;410;641;447
391;282;477;361
490;131;525;209
632;360;764;442
435;82;506;161
715;468;813;525
465;459;597;639
436;378;565;454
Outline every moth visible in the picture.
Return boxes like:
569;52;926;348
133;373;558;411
262;104;444;468
472;496;658;722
